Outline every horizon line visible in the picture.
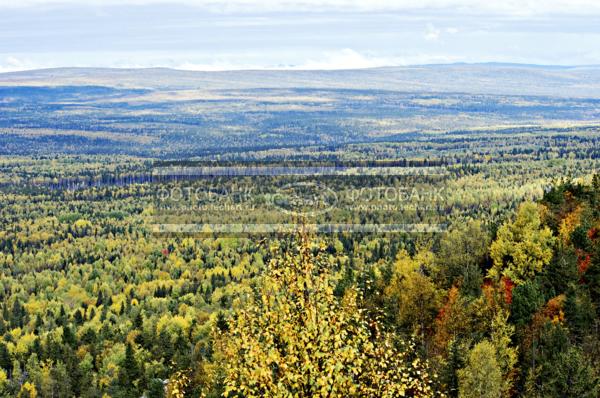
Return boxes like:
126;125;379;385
2;61;600;76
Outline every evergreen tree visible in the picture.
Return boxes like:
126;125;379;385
117;342;141;398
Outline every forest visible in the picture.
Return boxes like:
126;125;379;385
0;154;598;397
0;66;599;397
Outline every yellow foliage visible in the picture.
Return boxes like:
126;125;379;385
127;330;140;345
109;293;126;312
489;202;555;284
10;327;22;340
0;369;7;387
156;315;191;336
218;234;438;397
15;333;37;355
17;382;38;398
167;370;191;398
65;284;91;307
385;250;440;336
393;249;420;274
559;205;583;245
24;297;47;315
74;218;93;230
76;346;89;360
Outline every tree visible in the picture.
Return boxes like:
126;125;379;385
525;345;599;398
433;286;472;358
384;249;440;339
17;382;38;398
489;202;555;285
147;378;166;398
0;343;10;373
458;341;502;398
584;243;600;307
538;247;579;296
218;234;436;397
117;342;141;398
489;311;518;396
510;280;545;327
564;284;596;343
0;369;7;395
438;221;489;289
439;337;468;397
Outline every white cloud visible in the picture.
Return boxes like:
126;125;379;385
297;49;388;70
2;0;600;15
425;24;441;41
95;50;462;71
147;49;386;71
0;49;468;73
1;0;599;72
0;56;39;73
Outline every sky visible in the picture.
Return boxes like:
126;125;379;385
1;0;600;72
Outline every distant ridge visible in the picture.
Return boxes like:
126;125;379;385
1;63;600;97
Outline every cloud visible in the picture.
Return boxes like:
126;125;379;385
3;0;600;15
425;24;441;41
298;49;389;70
150;49;383;71
0;56;39;73
176;50;462;70
1;1;599;72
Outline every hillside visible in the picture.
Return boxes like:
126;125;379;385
1;64;600;158
1;64;600;97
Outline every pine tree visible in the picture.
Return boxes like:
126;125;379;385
117;342;141;398
0;343;10;373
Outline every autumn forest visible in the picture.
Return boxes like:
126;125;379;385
0;65;599;397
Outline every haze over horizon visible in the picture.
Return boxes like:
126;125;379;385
1;0;600;73
3;61;600;75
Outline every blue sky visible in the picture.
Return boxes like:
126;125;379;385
1;0;600;72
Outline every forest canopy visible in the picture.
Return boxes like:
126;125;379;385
0;156;598;397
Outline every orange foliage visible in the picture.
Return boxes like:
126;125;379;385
544;295;566;324
522;294;566;355
501;277;515;305
559;205;582;245
577;250;591;274
433;286;461;355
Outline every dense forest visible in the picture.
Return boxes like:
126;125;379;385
0;66;599;397
0;151;598;397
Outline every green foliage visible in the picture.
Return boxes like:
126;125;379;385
0;156;598;398
510;280;545;327
538;247;579;295
116;342;142;398
585;243;600;307
564;285;596;342
457;341;503;398
437;221;489;289
439;338;468;397
525;344;599;398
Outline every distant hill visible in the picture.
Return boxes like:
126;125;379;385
1;63;599;158
1;64;600;97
